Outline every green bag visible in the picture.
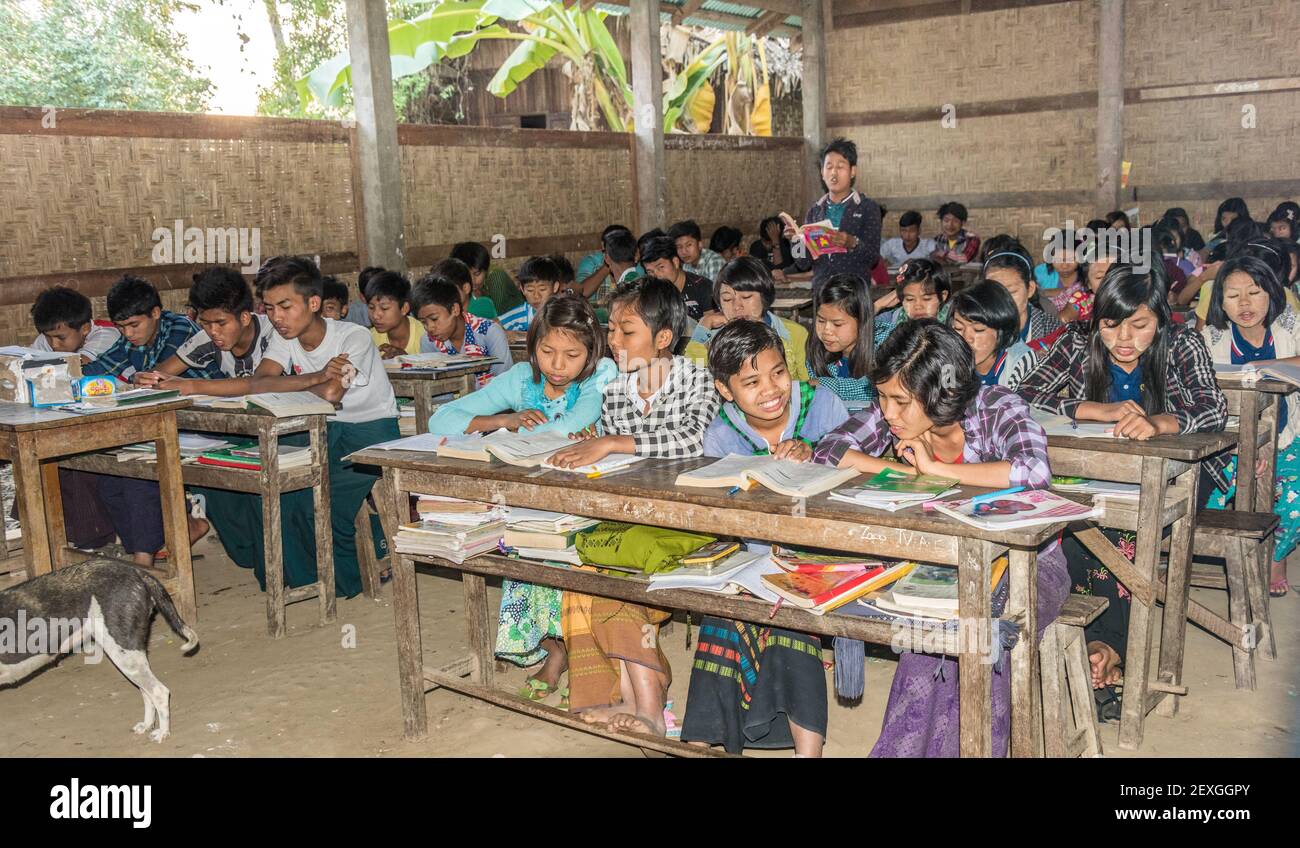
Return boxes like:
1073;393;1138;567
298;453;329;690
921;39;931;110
575;522;716;575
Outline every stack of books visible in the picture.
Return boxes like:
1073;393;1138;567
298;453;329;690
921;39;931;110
501;507;597;565
194;443;313;471
827;468;959;511
116;432;233;462
395;496;507;564
865;558;1008;621
760;555;915;615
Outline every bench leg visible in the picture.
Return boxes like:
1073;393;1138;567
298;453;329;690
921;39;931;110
1224;537;1256;690
1247;539;1277;660
1038;622;1067;759
1155;466;1197;719
1061;626;1103;757
1119;456;1168;749
354;504;382;600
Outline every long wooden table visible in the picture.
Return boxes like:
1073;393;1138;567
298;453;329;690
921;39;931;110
1046;430;1238;750
59;404;335;638
0;398;198;623
387;361;494;435
353;449;1072;758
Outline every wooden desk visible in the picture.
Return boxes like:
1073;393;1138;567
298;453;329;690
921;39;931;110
354;450;1069;758
386;361;494;435
0;399;197;623
59;405;334;638
1218;376;1293;512
1046;430;1238;750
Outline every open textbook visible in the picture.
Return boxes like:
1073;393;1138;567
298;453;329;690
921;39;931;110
675;453;859;498
1215;360;1300;388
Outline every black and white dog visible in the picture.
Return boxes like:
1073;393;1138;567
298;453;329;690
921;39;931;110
0;559;198;742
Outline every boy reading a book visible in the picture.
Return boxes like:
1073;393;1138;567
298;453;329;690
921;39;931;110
410;262;512;380
499;256;561;341
81;275;220;567
813;320;1069;757
548;277;721;736
365;270;421;359
682;319;848;755
30;286;120;363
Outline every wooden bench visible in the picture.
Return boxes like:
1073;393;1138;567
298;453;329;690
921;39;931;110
1040;593;1108;758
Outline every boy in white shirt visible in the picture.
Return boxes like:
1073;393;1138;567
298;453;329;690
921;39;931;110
879;210;937;268
30;286;121;363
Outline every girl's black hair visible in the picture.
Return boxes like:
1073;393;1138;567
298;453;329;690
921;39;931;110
807;273;874;380
1084;264;1171;415
1280;240;1300;285
1213;197;1252;235
981;237;1035;285
947;280;1021;354
894;258;952;300
714;256;776;311
526;293;607;384
1204;255;1287;332
1152;221;1182;254
870;320;980;428
1104;210;1131;230
1212;215;1263;263
1232;236;1291;282
1266;208;1298;242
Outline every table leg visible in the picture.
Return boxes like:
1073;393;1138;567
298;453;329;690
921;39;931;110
957;537;993;758
388;470;427;739
259;424;285;638
11;433;50;580
155;410;197;624
1235;391;1259;512
1155;467;1199;717
311;418;336;624
463;572;495;687
1118;456;1168;750
1256;397;1279;514
39;461;69;572
1008;546;1041;758
414;384;433;435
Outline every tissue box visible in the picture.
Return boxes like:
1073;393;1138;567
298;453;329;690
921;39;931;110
0;353;82;404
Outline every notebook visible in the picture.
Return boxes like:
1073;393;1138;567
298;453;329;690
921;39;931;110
828;468;960;512
435;429;574;467
1029;409;1116;438
247;392;337;417
675;454;859;498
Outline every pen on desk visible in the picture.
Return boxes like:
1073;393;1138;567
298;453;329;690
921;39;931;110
726;485;744;496
970;485;1025;505
768;596;784;618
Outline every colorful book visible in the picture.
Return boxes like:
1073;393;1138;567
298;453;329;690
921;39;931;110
760;560;915;615
770;545;881;573
876;556;1009;619
679;540;741;567
778;212;846;260
931;489;1101;531
828;468;960;511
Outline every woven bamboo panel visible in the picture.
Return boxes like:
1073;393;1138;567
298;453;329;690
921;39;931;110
665;146;804;230
0;135;355;279
1125;0;1300;88
401;144;632;248
1126;93;1300;186
826;1;1098;114
838;107;1096;199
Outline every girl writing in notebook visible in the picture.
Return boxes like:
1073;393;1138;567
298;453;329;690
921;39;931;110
1201;255;1300;597
1016;264;1228;714
682;319;848;756
427;295;618;700
811;320;1069;757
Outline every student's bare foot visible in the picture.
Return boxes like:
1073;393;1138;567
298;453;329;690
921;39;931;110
1087;640;1123;689
608;712;666;737
533;638;568;689
188;515;210;546
132;551;156;569
578;705;622;725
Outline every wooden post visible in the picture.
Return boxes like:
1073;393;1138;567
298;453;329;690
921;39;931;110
629;0;666;231
801;0;828;211
1096;0;1125;212
344;0;406;271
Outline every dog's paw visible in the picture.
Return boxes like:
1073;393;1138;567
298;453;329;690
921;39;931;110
133;721;150;735
149;728;169;743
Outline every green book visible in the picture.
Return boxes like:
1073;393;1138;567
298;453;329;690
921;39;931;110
849;468;959;496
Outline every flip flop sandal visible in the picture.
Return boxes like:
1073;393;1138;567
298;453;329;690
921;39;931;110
1095;685;1122;724
1269;577;1289;598
559;687;570;712
517;677;559;702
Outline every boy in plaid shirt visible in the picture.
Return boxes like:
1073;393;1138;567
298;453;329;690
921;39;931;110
548;277;719;736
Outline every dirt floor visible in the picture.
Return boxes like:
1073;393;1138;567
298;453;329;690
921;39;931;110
0;531;1295;758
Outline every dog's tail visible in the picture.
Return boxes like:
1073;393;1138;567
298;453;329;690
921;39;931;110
141;572;199;654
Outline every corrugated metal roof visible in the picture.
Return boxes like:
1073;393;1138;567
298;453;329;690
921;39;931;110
594;1;801;32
